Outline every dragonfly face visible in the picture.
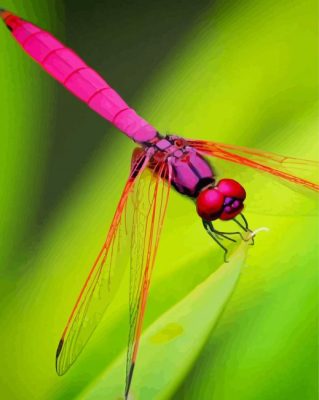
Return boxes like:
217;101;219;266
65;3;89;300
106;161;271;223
196;178;246;221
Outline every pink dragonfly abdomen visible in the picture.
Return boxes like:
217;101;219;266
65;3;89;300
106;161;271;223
0;10;157;143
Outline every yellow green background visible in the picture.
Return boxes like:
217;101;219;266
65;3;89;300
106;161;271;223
0;0;318;399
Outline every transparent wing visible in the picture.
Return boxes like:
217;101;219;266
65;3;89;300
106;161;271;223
125;160;172;398
55;149;149;375
188;139;319;215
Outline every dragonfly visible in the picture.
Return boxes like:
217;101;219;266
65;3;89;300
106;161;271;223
1;9;318;399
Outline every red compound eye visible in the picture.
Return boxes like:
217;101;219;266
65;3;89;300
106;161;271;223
196;179;246;221
217;179;246;200
196;188;224;221
217;179;246;221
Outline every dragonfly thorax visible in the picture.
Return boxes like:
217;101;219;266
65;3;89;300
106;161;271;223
149;135;216;197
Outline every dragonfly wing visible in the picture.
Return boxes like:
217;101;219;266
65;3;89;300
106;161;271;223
125;160;172;398
0;9;157;143
188;139;319;215
56;149;149;375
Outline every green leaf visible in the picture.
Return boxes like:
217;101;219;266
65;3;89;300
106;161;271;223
78;239;251;400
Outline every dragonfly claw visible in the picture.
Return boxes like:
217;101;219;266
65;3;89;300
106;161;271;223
202;214;257;260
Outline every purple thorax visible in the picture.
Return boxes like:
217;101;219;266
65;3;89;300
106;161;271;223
146;135;215;197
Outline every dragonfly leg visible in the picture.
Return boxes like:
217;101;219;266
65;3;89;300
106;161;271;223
203;220;231;262
205;220;245;241
240;213;249;230
203;214;256;260
213;229;245;242
234;213;255;245
240;213;254;244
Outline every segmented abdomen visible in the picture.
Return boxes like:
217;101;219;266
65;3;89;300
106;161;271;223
2;11;157;143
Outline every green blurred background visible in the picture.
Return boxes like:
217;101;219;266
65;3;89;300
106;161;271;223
0;0;318;399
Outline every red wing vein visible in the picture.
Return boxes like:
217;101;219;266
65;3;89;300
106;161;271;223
55;150;149;375
124;161;171;397
189;140;319;192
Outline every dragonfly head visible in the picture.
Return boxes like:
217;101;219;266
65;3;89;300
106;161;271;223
196;179;246;221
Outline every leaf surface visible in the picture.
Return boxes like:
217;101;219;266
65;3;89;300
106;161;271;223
79;239;251;400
